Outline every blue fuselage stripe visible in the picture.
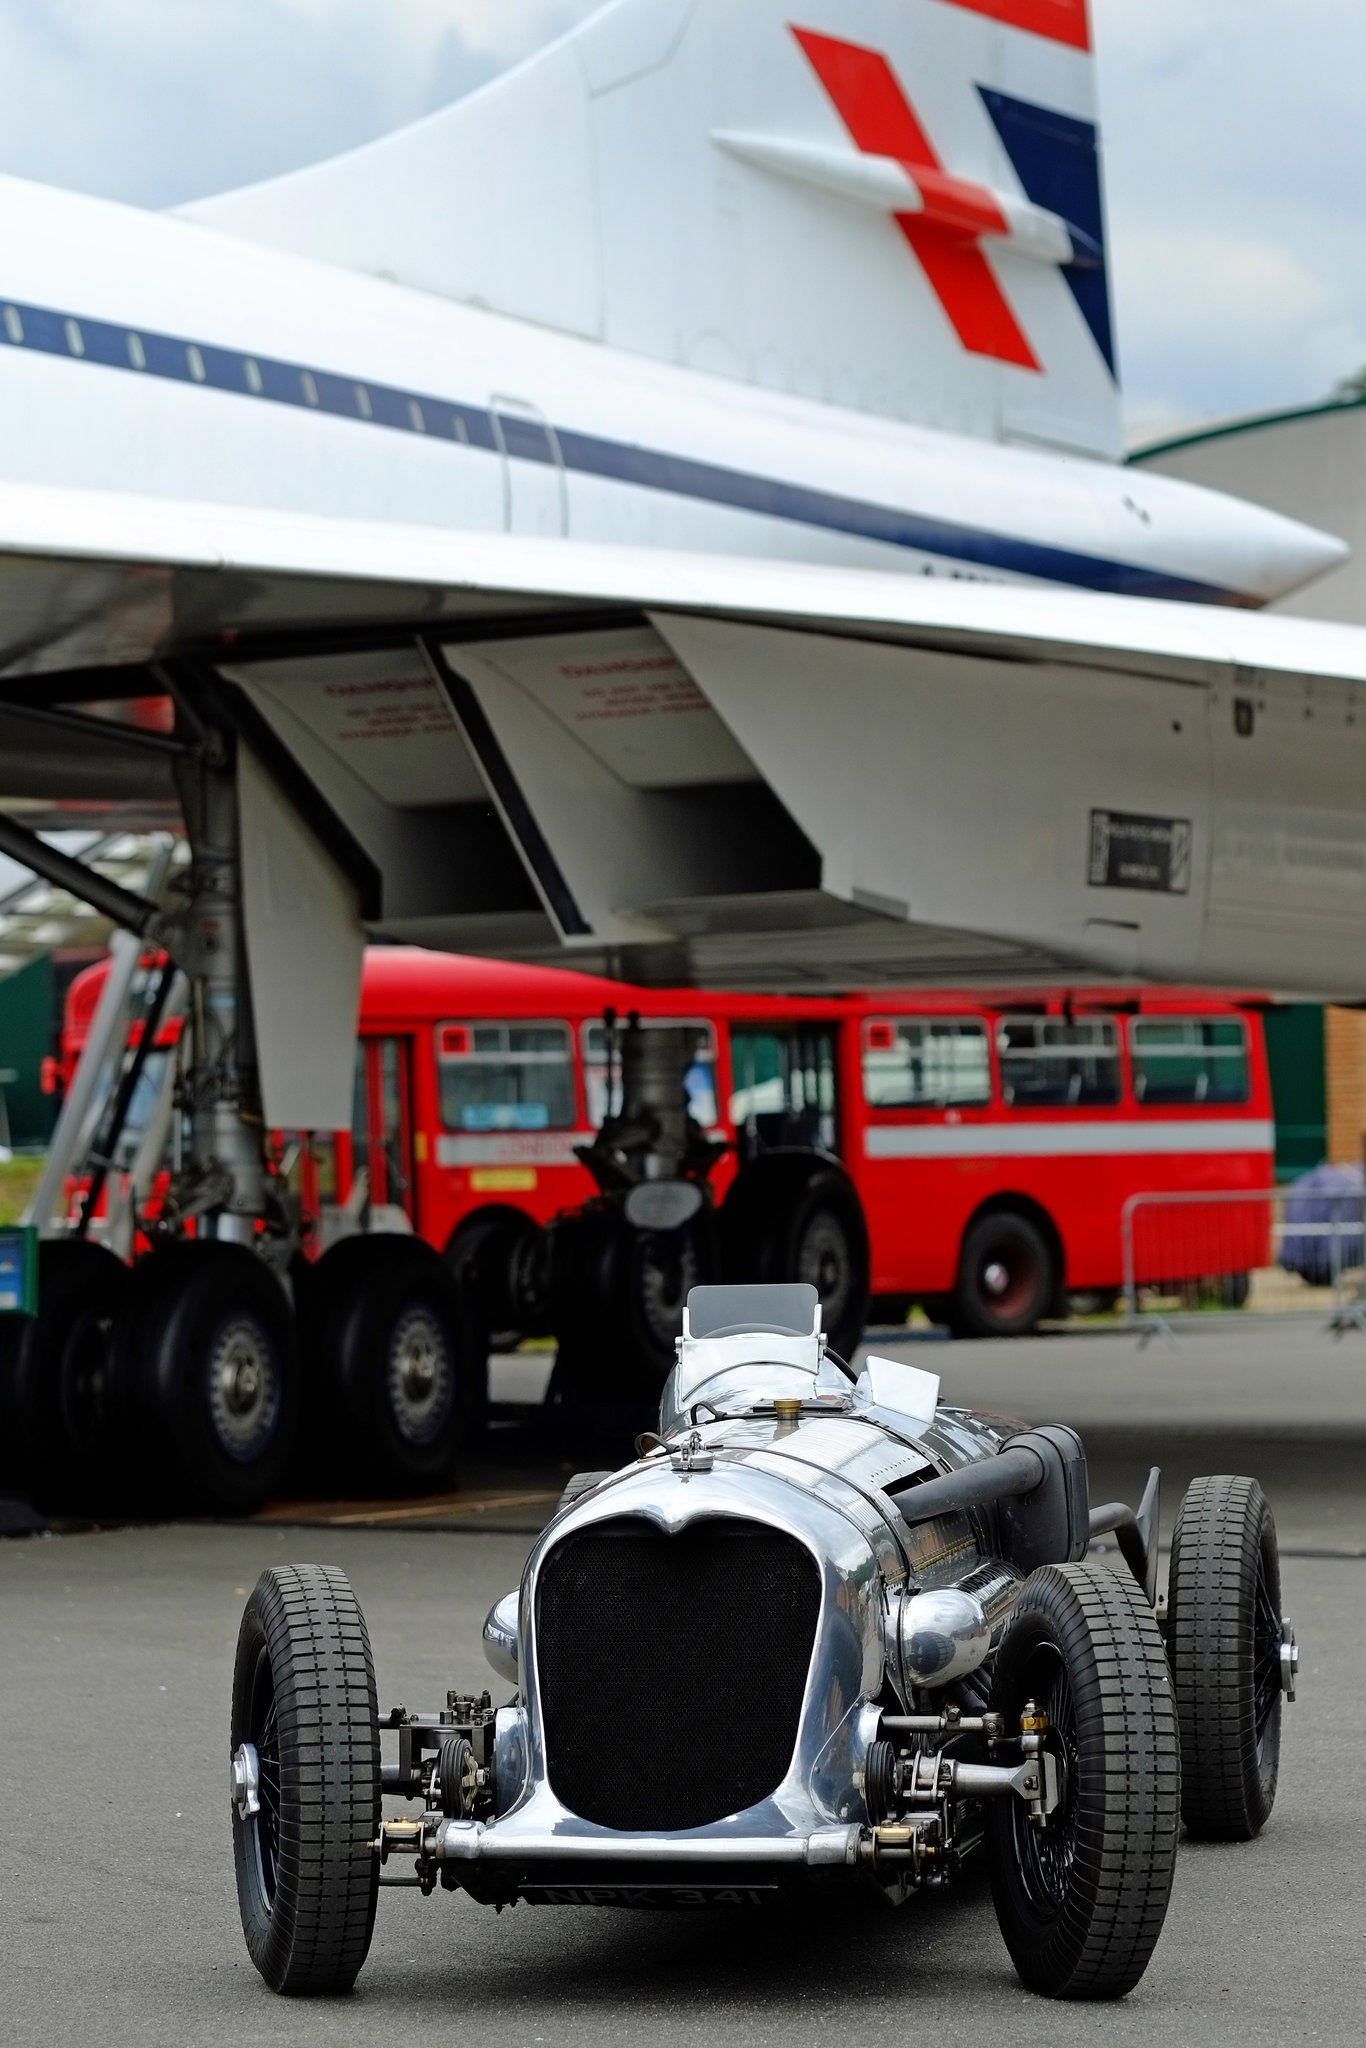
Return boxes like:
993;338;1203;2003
0;294;1247;607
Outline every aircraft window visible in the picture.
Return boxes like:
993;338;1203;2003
244;358;263;394
583;1019;718;1130
65;318;85;357
997;1016;1121;1108
452;414;470;444
126;333;146;370
300;369;319;406
863;1017;991;1109
4;306;23;344
1130;1016;1249;1105
186;344;206;382
436;1019;576;1132
355;384;373;418
407;399;425;433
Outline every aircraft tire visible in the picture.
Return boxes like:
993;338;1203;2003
720;1153;870;1362
307;1233;481;1493
0;1237;128;1508
112;1240;300;1514
546;1203;716;1402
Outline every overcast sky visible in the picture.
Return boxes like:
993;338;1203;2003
0;0;1361;440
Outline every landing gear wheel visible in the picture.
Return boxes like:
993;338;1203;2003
231;1565;380;1994
0;1238;128;1507
988;1563;1180;2000
950;1211;1055;1338
113;1242;299;1513
1166;1474;1285;1840
547;1205;715;1401
719;1155;869;1360
308;1234;480;1492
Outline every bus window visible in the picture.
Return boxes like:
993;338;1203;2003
1130;1016;1250;1105
730;1026;837;1157
436;1020;575;1131
863;1018;991;1108
997;1016;1121;1108
582;1020;718;1129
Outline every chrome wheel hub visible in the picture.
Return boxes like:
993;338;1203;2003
983;1260;1011;1298
208;1319;279;1457
387;1308;453;1446
231;1741;261;1820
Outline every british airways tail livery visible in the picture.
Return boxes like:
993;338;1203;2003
186;0;1121;465
0;1;1340;607
4;0;1366;1077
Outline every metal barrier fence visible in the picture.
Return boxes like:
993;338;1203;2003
1120;1185;1366;1342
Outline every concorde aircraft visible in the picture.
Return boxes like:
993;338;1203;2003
3;0;1366;1153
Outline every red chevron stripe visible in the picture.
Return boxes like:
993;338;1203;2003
792;29;1040;371
934;0;1091;51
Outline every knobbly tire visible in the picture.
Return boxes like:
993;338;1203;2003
1166;1474;1283;1840
987;1563;1180;2000
231;1565;380;1995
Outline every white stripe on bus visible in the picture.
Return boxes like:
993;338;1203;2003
436;1132;597;1169
862;1120;1275;1161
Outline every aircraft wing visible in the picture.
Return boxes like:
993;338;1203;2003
3;477;1365;994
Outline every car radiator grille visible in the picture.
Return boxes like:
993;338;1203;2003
535;1515;822;1832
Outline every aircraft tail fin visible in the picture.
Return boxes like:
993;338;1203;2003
183;0;1120;457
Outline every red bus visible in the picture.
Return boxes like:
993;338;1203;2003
64;947;1274;1347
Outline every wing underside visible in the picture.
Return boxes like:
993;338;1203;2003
3;482;1366;994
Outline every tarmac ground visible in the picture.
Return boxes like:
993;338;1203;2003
2;1312;1364;2047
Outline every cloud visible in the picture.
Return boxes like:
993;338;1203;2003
1094;0;1366;427
0;0;1364;433
0;0;599;207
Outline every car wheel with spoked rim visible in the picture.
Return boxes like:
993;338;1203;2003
988;1563;1180;1999
1166;1473;1287;1839
231;1564;379;1994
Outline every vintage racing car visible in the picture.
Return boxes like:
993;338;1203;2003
229;1283;1297;2001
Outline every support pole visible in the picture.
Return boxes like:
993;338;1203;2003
0;812;168;942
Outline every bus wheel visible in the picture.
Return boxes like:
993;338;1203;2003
950;1210;1056;1339
113;1242;301;1514
719;1154;870;1362
446;1209;546;1350
308;1235;480;1493
0;1238;128;1509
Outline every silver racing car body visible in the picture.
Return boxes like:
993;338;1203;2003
230;1283;1297;2001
